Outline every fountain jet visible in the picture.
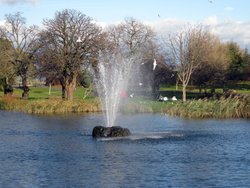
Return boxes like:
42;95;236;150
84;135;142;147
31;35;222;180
91;50;139;137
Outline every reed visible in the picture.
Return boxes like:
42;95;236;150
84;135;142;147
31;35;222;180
163;95;250;119
29;99;102;114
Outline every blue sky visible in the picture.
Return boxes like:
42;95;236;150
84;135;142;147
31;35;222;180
0;0;250;48
0;0;249;24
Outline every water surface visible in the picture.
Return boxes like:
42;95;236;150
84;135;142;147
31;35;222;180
0;111;249;187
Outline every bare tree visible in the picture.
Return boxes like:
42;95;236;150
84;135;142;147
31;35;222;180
39;9;102;100
106;17;155;55
0;12;39;99
167;26;212;102
35;35;62;91
105;18;163;97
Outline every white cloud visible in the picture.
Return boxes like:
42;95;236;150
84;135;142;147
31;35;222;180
0;20;6;26
203;16;218;26
92;20;108;28
0;0;39;5
206;18;250;49
224;6;234;11
146;16;250;49
146;18;195;37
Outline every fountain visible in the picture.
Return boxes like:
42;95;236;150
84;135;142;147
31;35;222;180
91;50;139;138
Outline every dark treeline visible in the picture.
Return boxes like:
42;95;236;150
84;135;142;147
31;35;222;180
0;9;249;101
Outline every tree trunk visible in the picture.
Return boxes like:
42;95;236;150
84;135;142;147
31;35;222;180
3;77;13;97
175;78;179;91
152;81;160;99
199;86;202;94
211;87;215;94
62;85;66;99
21;76;29;99
65;82;75;100
64;75;76;100
60;80;66;99
48;83;52;95
182;84;187;102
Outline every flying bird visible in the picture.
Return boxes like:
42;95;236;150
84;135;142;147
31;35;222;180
153;58;157;71
76;37;82;43
208;0;213;3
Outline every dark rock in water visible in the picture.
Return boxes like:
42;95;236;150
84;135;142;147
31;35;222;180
92;126;131;138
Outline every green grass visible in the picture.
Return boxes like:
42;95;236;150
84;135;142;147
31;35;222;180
0;86;95;100
160;81;250;100
122;97;176;113
1;81;249;100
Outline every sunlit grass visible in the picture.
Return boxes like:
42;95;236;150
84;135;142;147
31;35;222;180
0;97;101;114
0;86;95;100
0;83;249;118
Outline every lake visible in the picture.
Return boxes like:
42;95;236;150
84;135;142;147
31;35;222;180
0;110;249;187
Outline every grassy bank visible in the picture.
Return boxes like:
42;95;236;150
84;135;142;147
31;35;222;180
0;95;249;118
0;97;101;114
0;85;249;118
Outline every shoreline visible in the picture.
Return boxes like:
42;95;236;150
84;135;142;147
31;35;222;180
0;95;249;119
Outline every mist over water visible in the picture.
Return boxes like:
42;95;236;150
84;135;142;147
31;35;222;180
93;51;139;127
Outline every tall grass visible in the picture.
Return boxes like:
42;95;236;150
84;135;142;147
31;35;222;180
0;97;101;114
164;95;250;119
0;97;27;111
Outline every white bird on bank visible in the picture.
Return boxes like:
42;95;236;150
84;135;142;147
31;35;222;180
153;59;157;71
163;97;168;101
159;96;168;102
172;96;177;101
139;82;143;86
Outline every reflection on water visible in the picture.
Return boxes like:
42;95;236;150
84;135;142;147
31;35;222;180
0;111;250;187
97;131;185;141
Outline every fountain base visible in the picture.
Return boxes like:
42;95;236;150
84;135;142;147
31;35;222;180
92;126;131;138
